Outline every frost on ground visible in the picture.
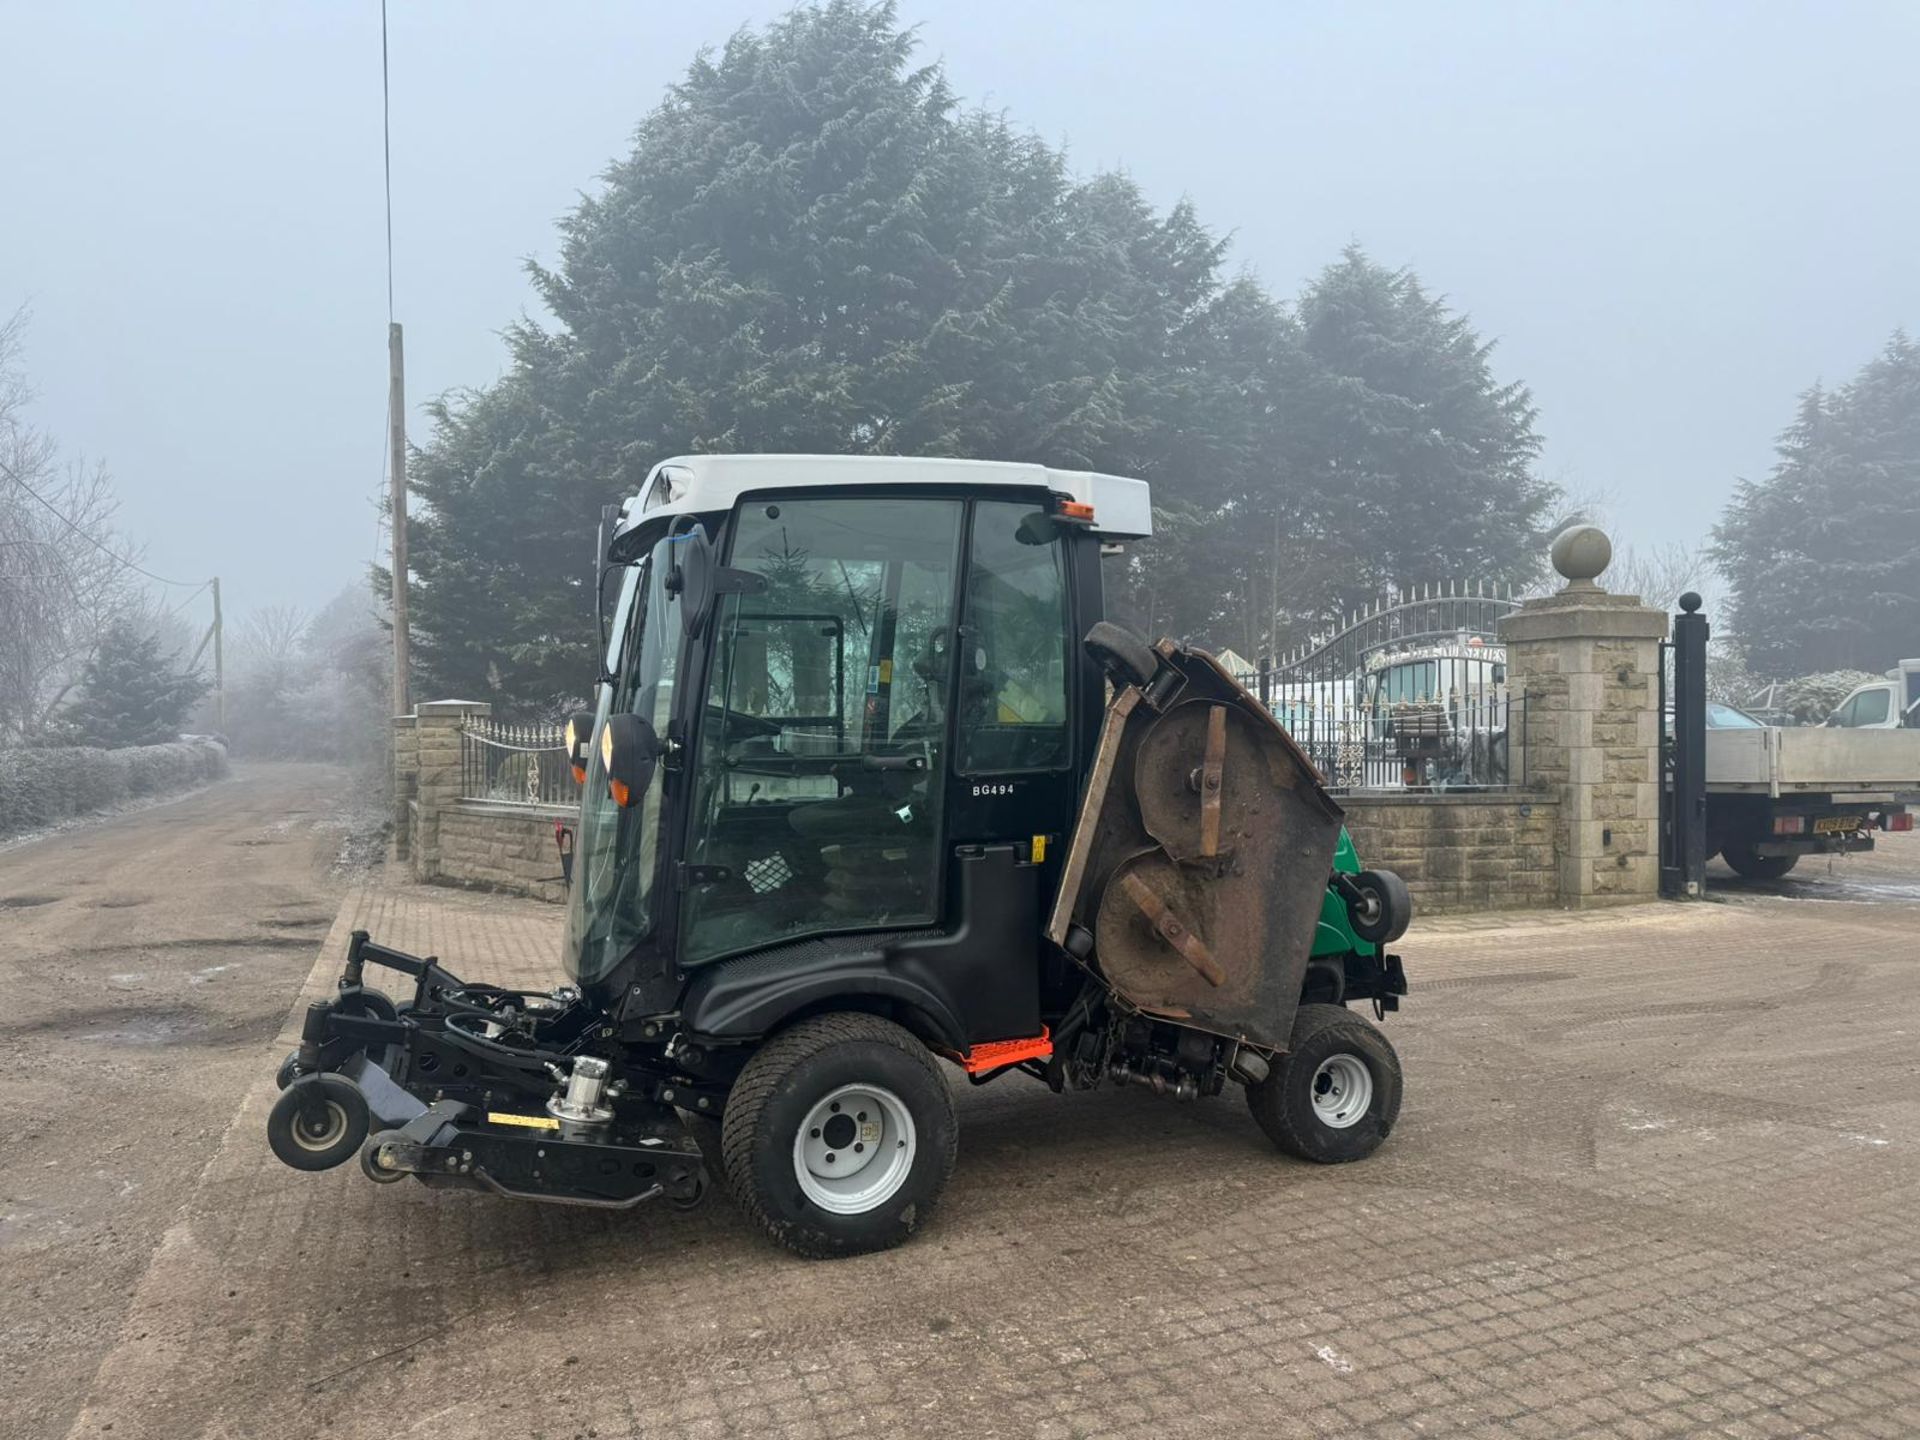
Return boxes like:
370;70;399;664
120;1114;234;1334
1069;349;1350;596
1313;1344;1355;1374
310;764;391;880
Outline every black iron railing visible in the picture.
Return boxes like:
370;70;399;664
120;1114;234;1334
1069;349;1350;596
1230;668;1525;794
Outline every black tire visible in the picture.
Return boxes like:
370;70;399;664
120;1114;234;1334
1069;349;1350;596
339;989;398;1022
268;1074;370;1172
1345;868;1413;945
275;1049;303;1091
359;1129;411;1184
720;1013;957;1259
1083;621;1158;690
1722;842;1798;881
1246;1004;1402;1164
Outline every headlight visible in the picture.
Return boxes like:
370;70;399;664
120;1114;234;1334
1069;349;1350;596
600;713;662;808
563;710;594;785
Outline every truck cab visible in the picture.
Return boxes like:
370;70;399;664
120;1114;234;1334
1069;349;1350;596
1826;660;1920;730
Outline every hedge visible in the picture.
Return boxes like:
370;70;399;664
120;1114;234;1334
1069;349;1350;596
0;738;229;840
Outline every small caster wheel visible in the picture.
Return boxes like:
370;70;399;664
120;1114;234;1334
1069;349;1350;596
340;989;398;1022
275;1049;303;1091
268;1074;369;1172
1344;868;1412;945
1082;621;1158;690
669;1172;708;1212
359;1129;412;1184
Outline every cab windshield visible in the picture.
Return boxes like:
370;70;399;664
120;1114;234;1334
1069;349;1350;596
563;532;682;984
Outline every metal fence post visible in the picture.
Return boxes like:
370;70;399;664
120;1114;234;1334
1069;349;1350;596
1663;594;1709;898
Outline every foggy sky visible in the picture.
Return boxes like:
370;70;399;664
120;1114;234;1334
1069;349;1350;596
3;0;1915;628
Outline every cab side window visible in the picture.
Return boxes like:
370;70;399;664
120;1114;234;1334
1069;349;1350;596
957;500;1070;774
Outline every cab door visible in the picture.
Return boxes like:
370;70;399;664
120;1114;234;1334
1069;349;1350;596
678;496;965;965
944;498;1080;852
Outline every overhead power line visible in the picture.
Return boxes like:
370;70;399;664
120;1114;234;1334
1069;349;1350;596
0;457;205;589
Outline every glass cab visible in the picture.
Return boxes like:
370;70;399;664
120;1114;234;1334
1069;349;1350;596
565;488;1083;988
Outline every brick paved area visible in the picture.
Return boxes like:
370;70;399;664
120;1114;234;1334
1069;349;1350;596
63;842;1920;1439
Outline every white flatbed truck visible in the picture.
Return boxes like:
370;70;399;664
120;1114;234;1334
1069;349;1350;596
1705;718;1920;879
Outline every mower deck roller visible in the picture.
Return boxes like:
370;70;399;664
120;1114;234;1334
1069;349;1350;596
1051;640;1346;1053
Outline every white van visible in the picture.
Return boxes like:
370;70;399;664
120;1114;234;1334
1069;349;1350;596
1827;659;1920;730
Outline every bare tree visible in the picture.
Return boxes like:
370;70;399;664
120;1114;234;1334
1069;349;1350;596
0;307;140;742
1605;541;1714;613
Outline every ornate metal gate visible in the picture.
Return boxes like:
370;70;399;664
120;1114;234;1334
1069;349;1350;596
1229;582;1524;793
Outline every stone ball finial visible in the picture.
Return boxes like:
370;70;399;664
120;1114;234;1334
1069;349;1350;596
1550;524;1612;588
1678;591;1703;614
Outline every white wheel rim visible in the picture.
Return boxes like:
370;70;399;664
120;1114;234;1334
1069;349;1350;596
792;1083;917;1215
1310;1054;1373;1130
292;1098;348;1152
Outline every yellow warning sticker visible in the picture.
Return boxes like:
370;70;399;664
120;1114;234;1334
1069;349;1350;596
1030;834;1048;864
878;658;893;684
487;1111;560;1131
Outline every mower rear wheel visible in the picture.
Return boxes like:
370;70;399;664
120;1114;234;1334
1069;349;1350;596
1247;1004;1401;1164
721;1013;956;1258
268;1074;370;1172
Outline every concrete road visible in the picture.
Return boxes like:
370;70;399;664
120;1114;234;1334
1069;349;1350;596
20;810;1920;1437
0;763;364;1440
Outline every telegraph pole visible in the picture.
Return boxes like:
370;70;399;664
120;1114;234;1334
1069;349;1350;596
211;575;225;731
388;322;410;714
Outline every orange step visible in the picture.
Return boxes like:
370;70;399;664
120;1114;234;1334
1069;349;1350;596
959;1027;1053;1075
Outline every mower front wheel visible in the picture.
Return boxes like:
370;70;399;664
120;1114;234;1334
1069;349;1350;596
721;1013;956;1258
268;1074;370;1172
1247;1004;1401;1164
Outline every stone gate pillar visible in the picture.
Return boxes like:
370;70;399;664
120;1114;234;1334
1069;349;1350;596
410;700;491;882
1498;528;1667;907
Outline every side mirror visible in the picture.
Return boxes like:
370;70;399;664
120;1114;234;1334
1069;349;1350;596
600;713;664;807
668;525;765;640
563;710;595;785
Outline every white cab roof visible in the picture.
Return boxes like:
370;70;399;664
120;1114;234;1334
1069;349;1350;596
618;453;1153;541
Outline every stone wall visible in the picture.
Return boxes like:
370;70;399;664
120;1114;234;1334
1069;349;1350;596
392;699;575;903
435;800;574;904
1341;793;1561;914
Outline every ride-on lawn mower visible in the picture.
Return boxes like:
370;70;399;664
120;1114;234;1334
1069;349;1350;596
269;456;1412;1257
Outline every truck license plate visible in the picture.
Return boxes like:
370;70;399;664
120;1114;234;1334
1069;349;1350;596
1814;815;1863;835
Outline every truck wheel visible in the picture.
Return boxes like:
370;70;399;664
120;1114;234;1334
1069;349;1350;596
721;1013;957;1258
268;1074;370;1172
1344;869;1412;945
1722;842;1798;881
1246;1004;1401;1164
1083;621;1158;690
